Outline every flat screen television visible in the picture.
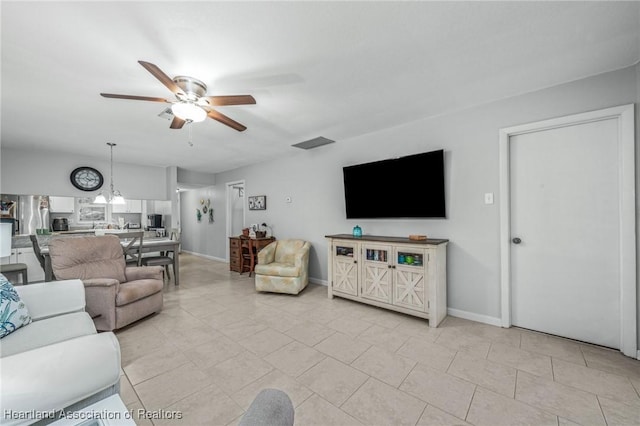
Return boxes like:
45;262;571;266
343;149;445;219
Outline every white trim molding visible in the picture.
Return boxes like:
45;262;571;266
309;277;328;286
181;250;227;263
447;308;502;327
499;104;637;357
225;179;245;262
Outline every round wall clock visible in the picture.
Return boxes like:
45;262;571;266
70;167;104;191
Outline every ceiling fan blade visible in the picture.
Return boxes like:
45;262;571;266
170;116;186;129
138;60;184;96
100;93;170;103
204;95;256;106
206;109;247;132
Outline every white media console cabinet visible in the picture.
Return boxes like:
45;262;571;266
326;234;448;327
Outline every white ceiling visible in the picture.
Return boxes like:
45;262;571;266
2;2;639;173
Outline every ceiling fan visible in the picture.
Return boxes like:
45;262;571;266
100;61;255;131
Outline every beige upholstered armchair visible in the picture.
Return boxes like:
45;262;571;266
254;239;311;294
49;235;164;331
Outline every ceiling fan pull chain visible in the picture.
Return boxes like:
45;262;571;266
188;121;194;147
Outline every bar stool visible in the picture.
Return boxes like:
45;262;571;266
0;263;28;284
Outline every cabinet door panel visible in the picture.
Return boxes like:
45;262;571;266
333;259;358;295
49;196;75;213
332;241;358;296
361;244;392;303
362;263;392;303
112;202;127;213
127;199;142;213
394;267;427;312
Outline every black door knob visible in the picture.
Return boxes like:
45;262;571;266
512;237;522;244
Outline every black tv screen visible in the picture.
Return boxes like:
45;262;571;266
343;149;445;219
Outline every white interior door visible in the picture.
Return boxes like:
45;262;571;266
509;118;621;349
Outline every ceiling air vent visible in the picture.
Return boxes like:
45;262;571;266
292;136;335;150
158;107;174;121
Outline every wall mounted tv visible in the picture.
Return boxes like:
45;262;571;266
343;149;445;219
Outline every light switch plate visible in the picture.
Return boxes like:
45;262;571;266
484;193;494;204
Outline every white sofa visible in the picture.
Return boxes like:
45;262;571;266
0;280;121;426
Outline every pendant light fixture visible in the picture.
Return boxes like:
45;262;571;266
94;143;125;205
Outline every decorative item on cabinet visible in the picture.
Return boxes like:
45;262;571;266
352;225;362;238
260;223;272;238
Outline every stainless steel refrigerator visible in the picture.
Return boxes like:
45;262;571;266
18;195;50;234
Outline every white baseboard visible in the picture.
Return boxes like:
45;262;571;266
309;277;328;286
447;308;502;327
181;250;227;263
176;253;330;287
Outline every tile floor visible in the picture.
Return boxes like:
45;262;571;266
117;254;640;425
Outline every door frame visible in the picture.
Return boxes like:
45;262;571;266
225;180;245;261
499;104;636;357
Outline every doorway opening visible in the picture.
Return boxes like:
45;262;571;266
226;180;245;261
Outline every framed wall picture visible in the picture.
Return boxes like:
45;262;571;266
248;195;266;210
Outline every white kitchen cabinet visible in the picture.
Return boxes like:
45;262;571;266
154;200;171;215
327;234;448;327
112;199;142;214
111;202;126;213
126;199;142;213
49;196;75;213
2;247;45;284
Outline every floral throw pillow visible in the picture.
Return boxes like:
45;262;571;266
0;273;32;338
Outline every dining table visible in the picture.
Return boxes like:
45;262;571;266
40;237;181;285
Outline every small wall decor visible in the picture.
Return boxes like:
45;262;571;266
196;208;202;222
248;195;266;211
208;208;214;223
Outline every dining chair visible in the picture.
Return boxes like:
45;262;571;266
29;234;50;279
141;230;178;281
239;236;257;277
114;231;144;267
0;223;27;284
0;263;28;284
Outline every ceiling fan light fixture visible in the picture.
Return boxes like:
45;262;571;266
171;102;207;122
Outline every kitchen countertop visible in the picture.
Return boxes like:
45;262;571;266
12;230;157;249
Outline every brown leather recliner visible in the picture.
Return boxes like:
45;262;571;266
49;235;164;331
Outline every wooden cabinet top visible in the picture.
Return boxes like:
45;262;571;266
229;236;275;242
326;234;448;245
